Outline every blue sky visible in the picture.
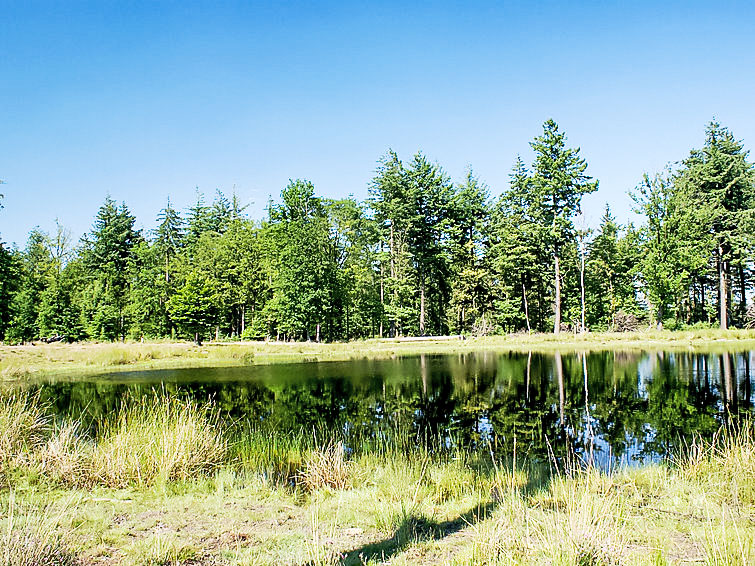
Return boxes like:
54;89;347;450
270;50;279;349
2;1;755;246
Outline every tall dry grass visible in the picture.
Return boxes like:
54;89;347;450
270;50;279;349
0;393;47;482
31;394;228;487
678;422;755;507
1;493;79;566
89;395;227;487
297;441;352;491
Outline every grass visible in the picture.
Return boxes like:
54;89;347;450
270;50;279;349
4;328;755;381
1;492;78;566
0;393;47;483
0;393;754;564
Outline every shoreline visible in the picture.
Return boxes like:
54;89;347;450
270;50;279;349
3;328;755;381
1;391;753;564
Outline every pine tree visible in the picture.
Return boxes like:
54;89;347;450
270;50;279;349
81;197;141;340
167;272;217;344
449;169;491;334
530;120;598;333
677;121;755;329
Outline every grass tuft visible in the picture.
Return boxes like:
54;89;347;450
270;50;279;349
0;393;47;481
0;494;79;566
298;441;352;492
90;395;227;487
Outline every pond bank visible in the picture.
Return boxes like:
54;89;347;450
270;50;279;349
1;391;753;565
3;328;755;381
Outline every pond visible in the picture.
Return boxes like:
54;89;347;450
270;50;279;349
24;349;755;469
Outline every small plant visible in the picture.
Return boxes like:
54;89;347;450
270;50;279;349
298;441;352;491
1;533;79;566
123;534;197;566
305;505;342;566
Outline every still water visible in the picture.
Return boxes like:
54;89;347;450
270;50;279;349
28;350;755;468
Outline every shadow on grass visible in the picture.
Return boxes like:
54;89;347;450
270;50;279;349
301;461;551;566
336;501;497;566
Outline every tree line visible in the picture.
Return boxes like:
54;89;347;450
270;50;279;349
1;119;753;343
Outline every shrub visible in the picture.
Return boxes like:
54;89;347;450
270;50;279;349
612;310;640;332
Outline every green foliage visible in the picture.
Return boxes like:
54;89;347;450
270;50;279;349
3;120;755;341
0;243;20;341
81;197;141;340
167;272;218;342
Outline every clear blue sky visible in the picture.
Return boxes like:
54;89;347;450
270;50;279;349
2;1;755;246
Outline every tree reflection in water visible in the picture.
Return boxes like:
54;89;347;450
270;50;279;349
26;350;755;469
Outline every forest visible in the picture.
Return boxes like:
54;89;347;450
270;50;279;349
1;119;753;343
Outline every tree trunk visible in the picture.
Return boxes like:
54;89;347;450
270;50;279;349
379;262;384;338
740;264;747;323
580;242;586;333
389;223;395;279
419;277;426;336
719;245;728;330
553;254;561;334
522;278;531;333
316;323;320;343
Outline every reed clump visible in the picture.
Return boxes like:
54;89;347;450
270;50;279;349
14;393;228;488
297;441;352;491
0;393;47;482
90;395;227;487
37;422;90;487
678;422;755;507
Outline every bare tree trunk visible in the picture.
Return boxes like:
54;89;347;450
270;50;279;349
522;278;531;333
719;245;728;330
390;223;395;279
419;278;426;336
580;240;586;333
554;255;562;334
740;264;747;323
379;262;384;338
316;323;320;343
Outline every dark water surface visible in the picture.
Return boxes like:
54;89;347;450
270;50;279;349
27;350;755;468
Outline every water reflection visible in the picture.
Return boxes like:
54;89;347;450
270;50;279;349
25;350;755;468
